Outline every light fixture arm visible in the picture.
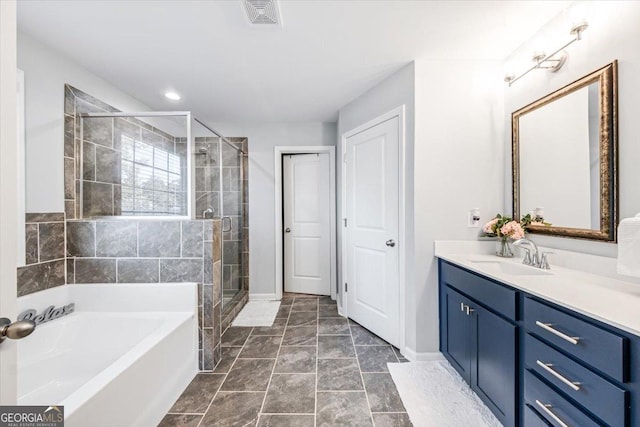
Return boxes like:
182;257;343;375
505;22;588;86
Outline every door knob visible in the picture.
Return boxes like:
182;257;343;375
285;228;291;233
386;239;396;247
0;317;36;344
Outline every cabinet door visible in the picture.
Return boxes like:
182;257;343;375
443;287;471;383
471;304;517;427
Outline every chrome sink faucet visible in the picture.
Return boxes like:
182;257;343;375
513;239;553;270
513;238;554;270
513;238;539;266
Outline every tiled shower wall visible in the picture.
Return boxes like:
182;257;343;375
17;213;66;297
66;218;222;370
64;85;188;219
17;86;250;371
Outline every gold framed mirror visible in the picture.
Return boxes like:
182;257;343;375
512;61;618;241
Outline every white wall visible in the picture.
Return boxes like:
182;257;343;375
337;62;416;353
18;31;152;212
504;1;640;257
336;60;504;357
413;60;504;354
209;122;337;297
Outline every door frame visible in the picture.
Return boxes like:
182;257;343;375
340;105;406;354
1;0;19;404
274;146;337;301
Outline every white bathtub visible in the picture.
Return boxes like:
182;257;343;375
17;283;198;427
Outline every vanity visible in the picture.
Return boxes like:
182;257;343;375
436;243;640;427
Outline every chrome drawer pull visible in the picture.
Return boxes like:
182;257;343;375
536;321;580;345
536;360;581;391
535;400;570;427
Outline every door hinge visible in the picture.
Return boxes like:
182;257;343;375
345;282;348;292
343;218;347;227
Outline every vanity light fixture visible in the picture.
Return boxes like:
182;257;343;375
164;91;181;101
504;21;588;86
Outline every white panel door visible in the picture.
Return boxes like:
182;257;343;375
345;117;399;346
1;0;19;404
284;153;331;295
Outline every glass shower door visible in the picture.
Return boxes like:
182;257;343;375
220;139;246;307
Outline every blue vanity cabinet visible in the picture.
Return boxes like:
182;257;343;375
439;260;517;427
439;258;640;427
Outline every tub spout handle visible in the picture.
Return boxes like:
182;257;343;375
0;317;36;343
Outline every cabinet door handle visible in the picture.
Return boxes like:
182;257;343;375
465;305;474;316
535;400;570;427
535;321;580;345
536;360;581;391
460;302;465;312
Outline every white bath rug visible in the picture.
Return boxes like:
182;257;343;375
388;359;502;427
231;301;281;327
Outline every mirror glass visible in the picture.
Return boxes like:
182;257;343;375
512;61;618;241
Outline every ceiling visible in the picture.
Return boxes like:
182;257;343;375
17;1;570;123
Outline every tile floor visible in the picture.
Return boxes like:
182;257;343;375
159;294;413;427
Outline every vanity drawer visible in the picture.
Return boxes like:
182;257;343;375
524;404;553;427
440;261;517;320
524;370;601;427
524;297;628;382
525;334;627;427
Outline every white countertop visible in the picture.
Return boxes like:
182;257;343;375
434;241;640;337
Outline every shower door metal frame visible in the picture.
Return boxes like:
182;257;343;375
78;111;193;219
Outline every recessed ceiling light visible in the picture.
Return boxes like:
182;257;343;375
165;91;181;101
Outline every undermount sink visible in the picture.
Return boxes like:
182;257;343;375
470;259;552;276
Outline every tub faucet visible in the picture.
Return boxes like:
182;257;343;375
513;238;539;267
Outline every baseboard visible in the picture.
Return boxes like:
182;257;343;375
401;348;445;362
249;293;278;301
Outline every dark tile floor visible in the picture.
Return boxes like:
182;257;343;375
159;294;413;427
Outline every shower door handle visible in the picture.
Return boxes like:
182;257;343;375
222;217;232;232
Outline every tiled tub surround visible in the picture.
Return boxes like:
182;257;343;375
160;295;412;427
66;218;222;370
17;213;66;296
64;85;189;219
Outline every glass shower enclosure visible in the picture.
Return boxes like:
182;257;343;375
78;112;246;309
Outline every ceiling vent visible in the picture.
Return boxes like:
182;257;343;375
243;0;282;26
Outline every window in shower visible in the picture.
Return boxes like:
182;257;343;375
120;136;185;215
79;112;191;218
